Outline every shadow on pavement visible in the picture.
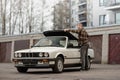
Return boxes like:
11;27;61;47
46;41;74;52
26;68;92;74
26;67;90;74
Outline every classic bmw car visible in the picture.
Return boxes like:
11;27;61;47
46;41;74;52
12;30;94;73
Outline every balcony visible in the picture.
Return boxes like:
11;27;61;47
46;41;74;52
78;8;87;14
79;17;87;22
100;20;120;27
79;0;86;4
105;2;120;10
78;0;87;6
109;20;120;25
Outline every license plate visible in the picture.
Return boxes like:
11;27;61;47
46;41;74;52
23;60;38;64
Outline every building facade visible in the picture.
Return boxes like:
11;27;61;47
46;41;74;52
105;0;120;26
70;0;80;28
93;0;120;27
70;0;93;28
70;0;120;28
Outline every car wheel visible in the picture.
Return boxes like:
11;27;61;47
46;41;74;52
52;57;64;73
17;67;28;73
85;57;91;70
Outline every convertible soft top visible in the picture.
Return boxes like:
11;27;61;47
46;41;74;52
43;30;78;40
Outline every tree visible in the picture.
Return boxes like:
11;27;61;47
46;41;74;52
0;0;67;35
0;0;7;35
40;0;45;32
53;0;70;30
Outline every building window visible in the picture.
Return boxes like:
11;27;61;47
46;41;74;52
82;22;87;27
79;14;86;21
72;10;74;14
78;5;86;12
72;18;74;22
116;0;120;3
99;0;106;6
79;0;86;4
71;1;75;6
99;15;106;25
115;12;120;24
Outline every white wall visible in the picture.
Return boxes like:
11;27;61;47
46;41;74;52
70;0;79;28
92;0;107;27
70;0;108;28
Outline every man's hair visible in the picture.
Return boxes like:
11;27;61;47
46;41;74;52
78;23;83;25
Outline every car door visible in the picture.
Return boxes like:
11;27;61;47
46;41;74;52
64;39;82;64
64;48;80;64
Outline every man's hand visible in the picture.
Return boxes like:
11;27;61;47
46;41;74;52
64;29;70;32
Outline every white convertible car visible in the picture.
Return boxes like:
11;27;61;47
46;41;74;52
12;30;94;73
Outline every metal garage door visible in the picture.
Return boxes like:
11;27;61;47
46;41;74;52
14;40;30;51
109;34;120;64
0;42;12;63
88;35;102;63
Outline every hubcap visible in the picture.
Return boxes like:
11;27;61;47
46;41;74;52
57;60;63;71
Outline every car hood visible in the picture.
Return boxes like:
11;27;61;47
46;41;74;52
15;47;65;53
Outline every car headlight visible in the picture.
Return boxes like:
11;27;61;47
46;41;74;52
18;53;22;58
14;53;22;58
39;52;49;57
44;52;49;57
14;53;18;58
39;53;43;57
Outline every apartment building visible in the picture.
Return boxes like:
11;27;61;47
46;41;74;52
93;0;120;27
92;0;107;27
105;0;120;26
70;0;81;28
70;0;120;28
70;0;93;28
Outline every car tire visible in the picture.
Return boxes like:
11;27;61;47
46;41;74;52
17;67;28;73
85;57;91;70
52;57;64;73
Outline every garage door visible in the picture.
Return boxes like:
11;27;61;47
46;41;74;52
88;35;102;63
109;34;120;64
0;42;12;63
14;40;30;51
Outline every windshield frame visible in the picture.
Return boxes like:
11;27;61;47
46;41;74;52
33;36;68;48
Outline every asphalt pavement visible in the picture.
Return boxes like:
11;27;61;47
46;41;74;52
0;63;120;80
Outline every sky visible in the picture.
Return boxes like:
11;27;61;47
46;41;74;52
33;0;61;17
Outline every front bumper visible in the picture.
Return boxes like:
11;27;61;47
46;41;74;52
12;58;56;68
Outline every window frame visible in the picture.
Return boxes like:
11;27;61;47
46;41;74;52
99;0;106;6
99;15;106;26
115;12;120;24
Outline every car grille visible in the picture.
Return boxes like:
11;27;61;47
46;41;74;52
21;53;39;57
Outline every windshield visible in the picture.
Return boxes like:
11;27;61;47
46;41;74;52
34;36;67;47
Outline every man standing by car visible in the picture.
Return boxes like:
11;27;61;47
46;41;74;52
64;23;89;70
